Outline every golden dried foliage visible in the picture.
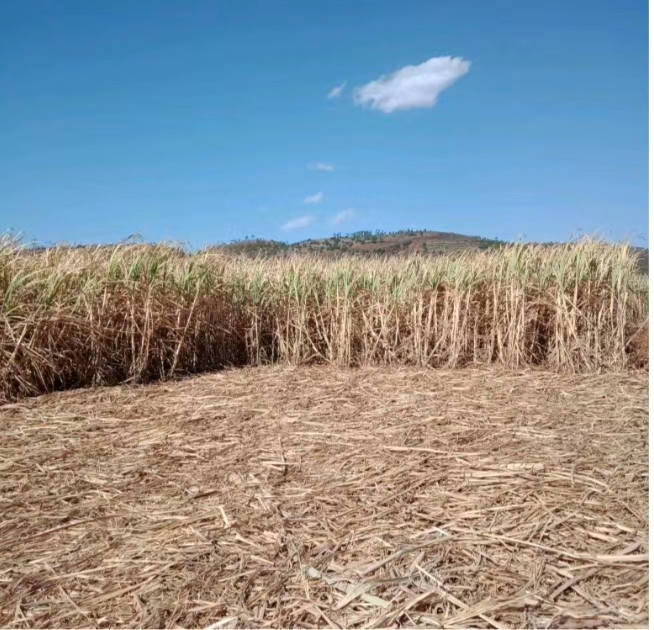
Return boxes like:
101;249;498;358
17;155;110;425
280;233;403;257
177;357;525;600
0;237;648;401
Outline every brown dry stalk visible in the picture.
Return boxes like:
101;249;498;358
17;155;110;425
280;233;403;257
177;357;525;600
0;238;648;401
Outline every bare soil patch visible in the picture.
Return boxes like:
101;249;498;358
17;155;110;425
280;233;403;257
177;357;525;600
0;367;648;628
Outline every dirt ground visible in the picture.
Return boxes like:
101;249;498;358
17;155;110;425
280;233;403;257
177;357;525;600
0;367;648;629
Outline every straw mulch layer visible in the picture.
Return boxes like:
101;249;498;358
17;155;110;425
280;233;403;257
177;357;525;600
0;367;648;629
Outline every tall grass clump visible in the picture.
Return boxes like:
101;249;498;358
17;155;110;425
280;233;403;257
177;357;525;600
0;236;647;400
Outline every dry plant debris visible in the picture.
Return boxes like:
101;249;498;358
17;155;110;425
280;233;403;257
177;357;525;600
0;366;648;628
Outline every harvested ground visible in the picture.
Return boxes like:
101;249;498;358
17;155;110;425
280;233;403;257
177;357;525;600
0;367;648;629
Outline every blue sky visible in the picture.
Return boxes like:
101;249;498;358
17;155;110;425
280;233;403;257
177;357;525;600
1;0;648;248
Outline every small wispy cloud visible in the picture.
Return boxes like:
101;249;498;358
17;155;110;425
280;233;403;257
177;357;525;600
303;192;324;205
354;56;470;113
281;215;314;231
327;81;347;99
332;209;355;226
309;162;335;172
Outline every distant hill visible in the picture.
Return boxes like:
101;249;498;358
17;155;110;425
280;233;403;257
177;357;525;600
209;229;649;273
211;229;505;258
20;229;648;274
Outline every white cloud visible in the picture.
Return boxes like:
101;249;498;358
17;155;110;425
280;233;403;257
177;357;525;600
282;215;314;231
309;162;335;172
327;81;347;99
332;209;355;226
354;56;470;113
303;192;324;204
